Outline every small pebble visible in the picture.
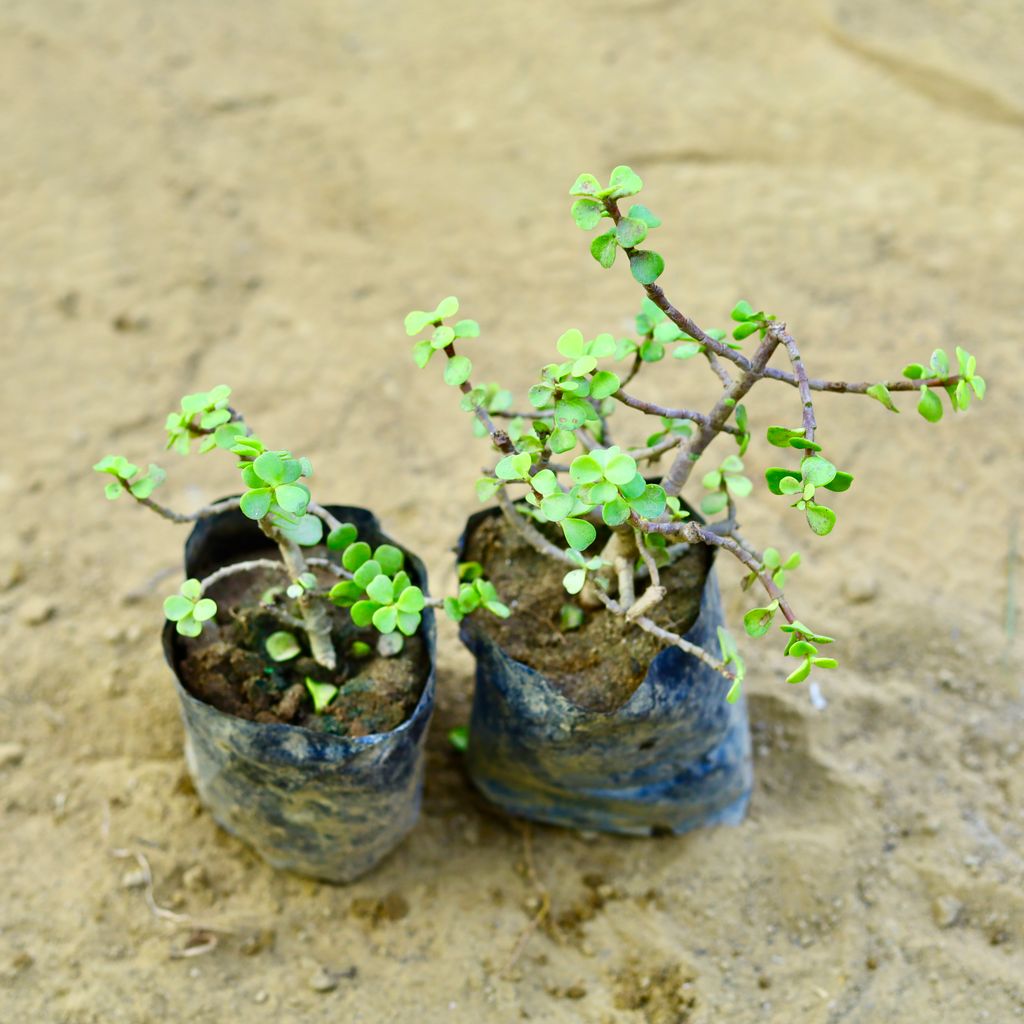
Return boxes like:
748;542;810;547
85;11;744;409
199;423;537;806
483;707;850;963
309;967;339;993
16;597;55;626
841;572;878;604
182;865;208;891
0;743;25;768
1;561;25;591
253;990;268;1004
121;869;148;890
932;895;963;929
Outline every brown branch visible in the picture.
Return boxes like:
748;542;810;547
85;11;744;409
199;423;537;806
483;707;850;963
610;386;740;435
443;343;517;455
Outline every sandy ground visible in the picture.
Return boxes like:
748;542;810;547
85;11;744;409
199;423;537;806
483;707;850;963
1;1;1023;1021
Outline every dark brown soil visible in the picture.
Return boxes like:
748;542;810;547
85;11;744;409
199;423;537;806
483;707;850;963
174;563;428;737
461;513;711;711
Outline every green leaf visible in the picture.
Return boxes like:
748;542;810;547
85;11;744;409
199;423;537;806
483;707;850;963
556;328;586;359
342;541;372;572
601;497;630;527
902;363;926;380
627;204;660;228
431;325;455;350
435;295;459;319
786;658;812;685
561;518;597;551
788;438;821;451
328;580;363;606
766;426;803;447
163;595;193;621
540;493;575;522
253;451;286;485
801;456;837;487
192;598;217;622
373;544;404;576
725;475;753;498
569;454;603;485
104;481;123;500
396;610;420;635
129;464;166;499
495;452;531;481
608;165;643;197
721;454;744;473
970;375;986;399
569;172;600;197
453;319;480;339
444;355;472;387
305;678;339;714
554;396;592;431
866;383;899;413
352;559;382;590
766;468;801;494
590;371;620;400
572;198;604;230
629;250;664;285
404;310;432;335
701;491;729;516
560;603;585;631
805;503;836;536
616;217;648;248
605;452;638;486
327;523;358;551
812;657;838;669
823;471;853;493
917;386;943;422
475;477;501;502
639;338;664;362
531;469;558;497
563;569;587;595
274;483;309;515
930;348;950;377
732;322;758;341
372;605;398;634
240;488;271;520
366;574;394;605
350;600;379;627
590;230;618;269
730;300;755;321
412;339;433;368
176;617;202;638
396;586;425;613
778;476;802;495
743;604;777;637
266;631;301;662
628;484;667;520
548;429;576;454
585;481;618;505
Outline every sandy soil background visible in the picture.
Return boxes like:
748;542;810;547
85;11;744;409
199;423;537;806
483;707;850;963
2;1;1022;1021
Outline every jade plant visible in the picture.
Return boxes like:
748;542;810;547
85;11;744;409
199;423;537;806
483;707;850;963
406;166;985;702
94;387;506;714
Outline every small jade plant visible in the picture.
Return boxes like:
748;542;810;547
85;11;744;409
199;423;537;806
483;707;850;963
406;166;985;702
93;387;506;715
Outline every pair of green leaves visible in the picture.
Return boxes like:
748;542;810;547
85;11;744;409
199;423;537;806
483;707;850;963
164;578;217;638
781;621;838;683
443;577;510;623
741;547;800;592
164;385;233;455
701;454;752;515
900;346;986;422
730;301;772;342
406;298;480;384
718;627;746;704
94;456;166;501
765;455;853;536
